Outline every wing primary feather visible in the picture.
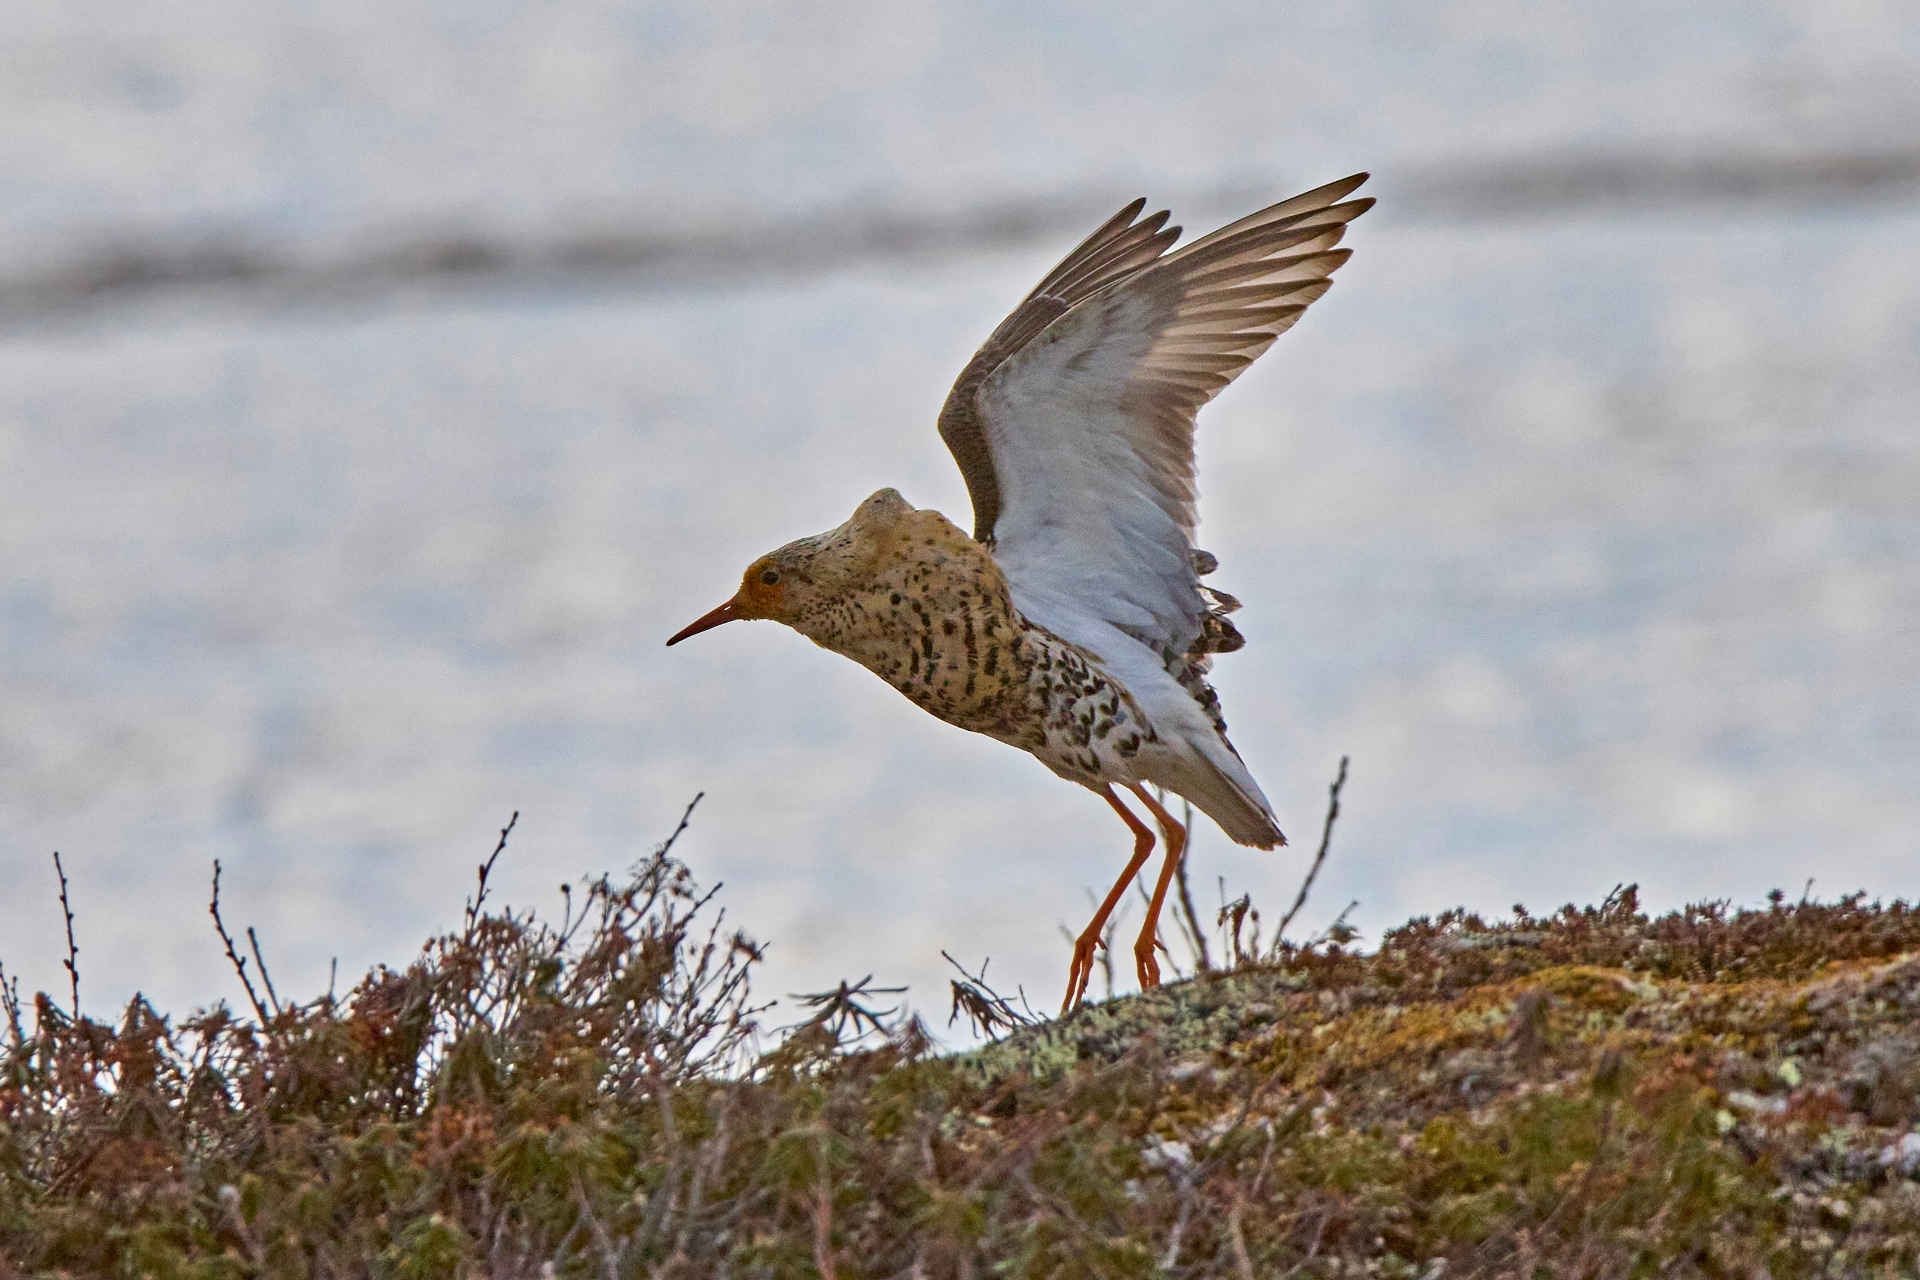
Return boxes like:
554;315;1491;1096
1016;201;1164;308
1167;174;1370;260
937;197;1186;542
1046;214;1174;296
938;174;1373;677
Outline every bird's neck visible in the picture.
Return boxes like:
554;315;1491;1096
799;536;1036;730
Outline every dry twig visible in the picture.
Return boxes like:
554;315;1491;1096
463;809;520;938
1273;755;1349;947
943;951;1037;1040
51;852;80;1018
208;860;271;1026
246;927;283;1017
1171;798;1214;972
792;976;906;1041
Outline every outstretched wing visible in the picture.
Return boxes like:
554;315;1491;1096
937;198;1183;544
935;174;1373;664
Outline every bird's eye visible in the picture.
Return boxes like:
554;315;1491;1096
760;568;781;585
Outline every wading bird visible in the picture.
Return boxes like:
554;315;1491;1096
668;175;1372;1010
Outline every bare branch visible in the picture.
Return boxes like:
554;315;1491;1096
51;851;80;1018
246;926;283;1018
1219;892;1259;969
942;952;1037;1041
657;792;704;860
1308;901;1362;949
209;860;271;1025
1171;799;1214;972
791;976;906;1042
1273;755;1349;947
464;810;520;938
0;959;24;1046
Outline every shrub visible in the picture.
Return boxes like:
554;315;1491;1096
6;808;1920;1278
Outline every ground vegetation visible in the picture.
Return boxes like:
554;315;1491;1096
5;799;1920;1278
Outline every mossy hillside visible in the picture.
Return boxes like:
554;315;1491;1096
961;890;1920;1274
3;822;1920;1278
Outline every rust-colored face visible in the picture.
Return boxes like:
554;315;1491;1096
663;556;789;646
664;488;917;647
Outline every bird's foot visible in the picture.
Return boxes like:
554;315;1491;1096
1134;937;1162;991
1062;932;1104;1014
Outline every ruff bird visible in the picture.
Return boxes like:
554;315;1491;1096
668;175;1373;1009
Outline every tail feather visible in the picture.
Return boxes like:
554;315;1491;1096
1164;733;1285;849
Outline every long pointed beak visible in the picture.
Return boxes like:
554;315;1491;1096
665;597;743;646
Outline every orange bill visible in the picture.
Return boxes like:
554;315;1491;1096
665;597;742;646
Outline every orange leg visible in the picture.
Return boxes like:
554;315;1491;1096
1125;784;1188;991
1062;786;1157;1014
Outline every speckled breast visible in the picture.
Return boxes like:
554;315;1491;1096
791;507;1160;788
1010;625;1157;787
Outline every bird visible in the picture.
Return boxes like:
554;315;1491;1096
667;174;1373;1011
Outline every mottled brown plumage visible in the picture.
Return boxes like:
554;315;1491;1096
668;175;1374;1010
696;490;1161;789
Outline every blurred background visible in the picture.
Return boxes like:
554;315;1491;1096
2;0;1917;1031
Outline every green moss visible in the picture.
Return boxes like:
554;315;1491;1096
5;845;1920;1276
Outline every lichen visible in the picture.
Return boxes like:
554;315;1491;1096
5;858;1919;1277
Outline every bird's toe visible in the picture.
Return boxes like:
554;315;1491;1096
1134;940;1162;990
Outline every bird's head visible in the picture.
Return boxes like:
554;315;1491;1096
665;487;926;648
